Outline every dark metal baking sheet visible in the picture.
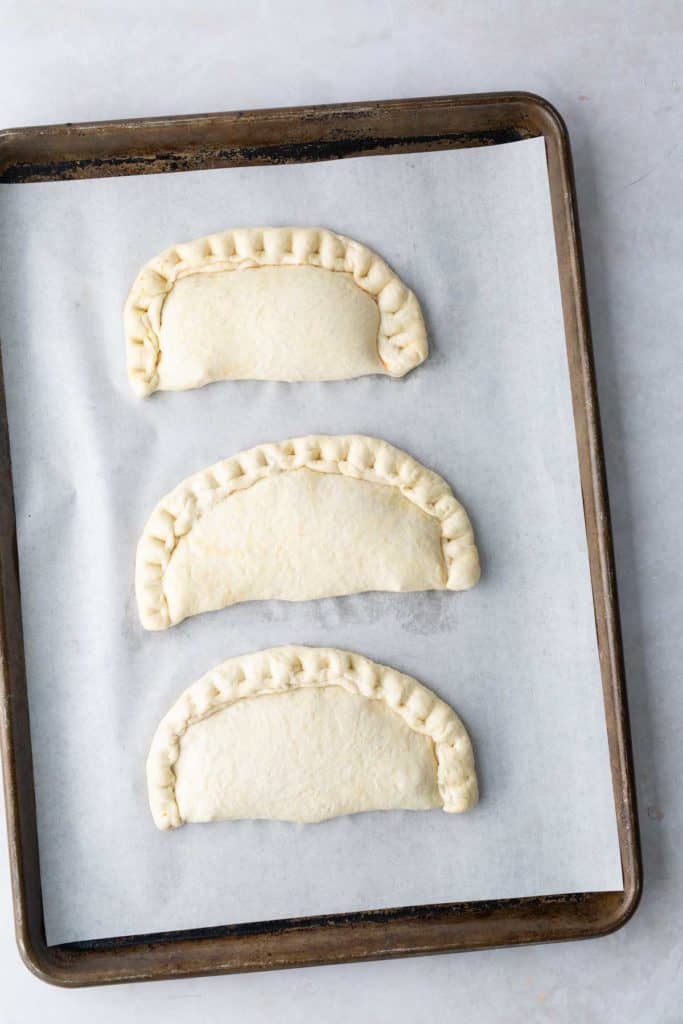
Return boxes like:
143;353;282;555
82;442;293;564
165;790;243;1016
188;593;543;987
0;92;641;986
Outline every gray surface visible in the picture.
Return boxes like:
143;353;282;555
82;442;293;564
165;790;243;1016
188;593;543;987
0;139;621;943
0;0;680;1020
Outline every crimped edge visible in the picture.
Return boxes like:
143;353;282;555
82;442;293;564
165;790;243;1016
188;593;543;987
146;645;478;829
124;226;428;396
135;434;481;630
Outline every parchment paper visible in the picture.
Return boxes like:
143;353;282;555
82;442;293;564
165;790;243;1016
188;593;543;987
0;137;623;945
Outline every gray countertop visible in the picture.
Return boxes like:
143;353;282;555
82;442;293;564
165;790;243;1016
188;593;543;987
0;2;680;1020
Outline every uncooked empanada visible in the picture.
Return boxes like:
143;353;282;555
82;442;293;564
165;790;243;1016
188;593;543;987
125;227;427;396
136;435;480;630
147;646;478;828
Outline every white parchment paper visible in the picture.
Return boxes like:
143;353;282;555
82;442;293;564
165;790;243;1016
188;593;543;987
0;137;623;945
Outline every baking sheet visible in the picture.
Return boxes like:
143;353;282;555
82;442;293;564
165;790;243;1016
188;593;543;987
0;137;623;945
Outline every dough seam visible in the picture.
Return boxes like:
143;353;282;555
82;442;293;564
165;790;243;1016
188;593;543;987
146;646;478;829
136;435;480;630
125;227;428;395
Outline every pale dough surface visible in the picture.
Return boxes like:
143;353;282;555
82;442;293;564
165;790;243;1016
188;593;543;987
158;266;381;387
146;646;478;829
164;469;445;624
175;688;441;824
136;435;481;630
125;227;428;395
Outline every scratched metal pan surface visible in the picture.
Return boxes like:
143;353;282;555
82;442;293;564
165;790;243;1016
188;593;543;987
0;92;640;986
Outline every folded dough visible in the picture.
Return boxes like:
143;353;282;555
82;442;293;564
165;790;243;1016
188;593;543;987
146;646;478;828
136;435;480;630
125;227;428;396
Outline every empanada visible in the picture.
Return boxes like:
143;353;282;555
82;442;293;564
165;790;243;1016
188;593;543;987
136;435;480;630
125;228;427;395
147;646;478;828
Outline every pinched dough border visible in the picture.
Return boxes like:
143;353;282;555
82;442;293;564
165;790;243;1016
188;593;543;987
135;435;481;630
147;645;479;829
125;227;428;396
